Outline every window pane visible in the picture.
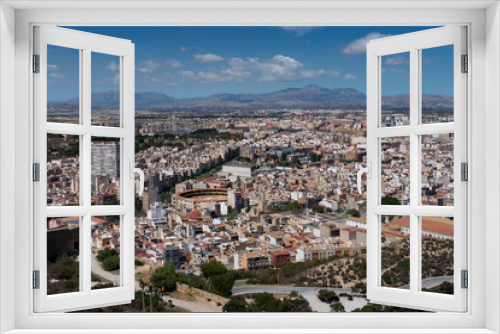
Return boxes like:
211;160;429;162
381;136;410;205
421;216;454;294
381;216;410;289
91;52;121;127
47;134;80;206
47;216;80;295
47;45;80;124
421;134;454;206
421;46;454;124
381;52;410;127
91;216;121;290
91;138;121;205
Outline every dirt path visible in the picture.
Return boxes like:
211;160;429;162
91;253;120;286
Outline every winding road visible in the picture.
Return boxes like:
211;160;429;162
232;276;454;312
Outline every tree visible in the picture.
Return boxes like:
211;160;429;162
330;302;345;312
311;153;322;162
244;292;312;312
289;200;301;211
103;254;120;271
397;258;410;271
381;196;401;206
313;205;325;213
227;212;238;219
317;289;338;303
346;209;360;217
97;248;119;262
201;261;227;277
48;254;79;280
135;196;144;214
96;249;120;271
201;261;231;295
381;196;401;222
150;267;177;292
351;282;367;294
159;193;171;202
223;297;248;312
211;273;235;298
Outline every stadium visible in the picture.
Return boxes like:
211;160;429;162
173;188;228;212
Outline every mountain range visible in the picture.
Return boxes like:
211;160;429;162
49;84;453;111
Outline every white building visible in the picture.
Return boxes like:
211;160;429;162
222;163;253;178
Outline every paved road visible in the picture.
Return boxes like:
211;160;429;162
233;275;454;297
232;285;359;312
232;285;352;296
91;253;120;286
399;276;454;290
232;277;454;312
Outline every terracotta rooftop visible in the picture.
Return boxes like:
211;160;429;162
91;216;109;224
391;216;454;237
187;210;203;220
271;249;290;256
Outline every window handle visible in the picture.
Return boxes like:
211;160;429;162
130;162;145;196
357;162;371;195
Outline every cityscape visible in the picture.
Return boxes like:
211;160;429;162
44;26;455;313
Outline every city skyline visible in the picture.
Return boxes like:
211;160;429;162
46;26;454;101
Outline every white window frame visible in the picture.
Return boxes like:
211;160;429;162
365;26;467;312
0;1;499;333
33;26;136;312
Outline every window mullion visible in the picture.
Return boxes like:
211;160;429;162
409;47;420;294
81;48;92;295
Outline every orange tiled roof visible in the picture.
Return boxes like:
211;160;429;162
91;216;109;224
187;210;203;220
391;216;454;237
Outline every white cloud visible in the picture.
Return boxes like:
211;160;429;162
176;68;251;84
144;54;338;85
165;59;184;68
343;73;358;80
257;55;304;82
136;60;161;73
385;56;409;66
107;61;120;72
113;73;120;85
279;27;322;37
194;53;225;63
48;72;65;84
225;55;333;83
341;32;391;55
178;70;196;79
47;64;60;71
422;57;436;64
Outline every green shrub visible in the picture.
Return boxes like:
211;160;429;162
317;289;338;302
103;255;120;271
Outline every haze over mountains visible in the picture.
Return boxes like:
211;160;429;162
50;84;453;111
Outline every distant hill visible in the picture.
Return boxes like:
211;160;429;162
62;91;177;108
49;85;453;111
382;94;454;111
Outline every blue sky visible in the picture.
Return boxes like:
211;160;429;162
47;26;453;101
